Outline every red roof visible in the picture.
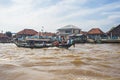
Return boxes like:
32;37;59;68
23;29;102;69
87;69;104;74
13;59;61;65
0;33;10;40
88;28;104;34
36;32;56;36
80;31;87;35
17;29;38;35
0;33;8;38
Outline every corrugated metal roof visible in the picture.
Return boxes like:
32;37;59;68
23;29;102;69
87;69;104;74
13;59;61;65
36;32;56;36
58;25;80;30
17;29;38;35
88;28;104;34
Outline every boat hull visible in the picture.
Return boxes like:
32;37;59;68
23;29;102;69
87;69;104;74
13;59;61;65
14;42;72;49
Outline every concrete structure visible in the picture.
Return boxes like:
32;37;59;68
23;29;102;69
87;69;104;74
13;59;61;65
57;25;81;39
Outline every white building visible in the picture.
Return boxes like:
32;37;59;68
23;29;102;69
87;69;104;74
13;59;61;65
57;25;81;39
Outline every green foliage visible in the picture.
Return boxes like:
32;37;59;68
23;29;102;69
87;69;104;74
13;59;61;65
5;31;12;37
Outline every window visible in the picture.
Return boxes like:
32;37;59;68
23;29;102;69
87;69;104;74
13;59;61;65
65;30;71;33
74;30;80;34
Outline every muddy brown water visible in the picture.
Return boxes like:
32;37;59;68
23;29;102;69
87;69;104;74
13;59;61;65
0;43;120;80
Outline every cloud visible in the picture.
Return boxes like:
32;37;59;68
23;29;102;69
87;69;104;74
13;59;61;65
108;15;120;20
0;0;120;32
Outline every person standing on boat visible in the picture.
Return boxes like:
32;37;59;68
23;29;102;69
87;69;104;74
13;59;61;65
42;41;46;46
53;40;59;46
61;36;65;45
29;40;35;47
67;38;71;44
72;39;75;47
67;38;75;47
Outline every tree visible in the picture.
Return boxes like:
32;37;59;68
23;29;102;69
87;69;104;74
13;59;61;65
5;31;12;38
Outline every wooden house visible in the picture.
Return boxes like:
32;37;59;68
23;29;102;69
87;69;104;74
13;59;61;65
33;32;56;39
16;29;38;40
107;24;120;39
87;28;105;40
0;33;11;43
37;32;56;37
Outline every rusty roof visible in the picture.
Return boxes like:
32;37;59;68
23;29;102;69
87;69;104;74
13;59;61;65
58;25;80;30
17;29;38;35
0;33;8;38
88;28;104;34
36;32;56;36
80;31;87;35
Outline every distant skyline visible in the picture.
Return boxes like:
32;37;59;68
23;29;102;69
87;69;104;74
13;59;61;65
0;0;120;33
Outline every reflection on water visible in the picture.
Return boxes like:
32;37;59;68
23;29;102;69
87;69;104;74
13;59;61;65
0;43;120;80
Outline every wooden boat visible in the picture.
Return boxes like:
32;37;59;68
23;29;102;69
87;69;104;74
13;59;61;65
14;39;73;49
14;42;72;49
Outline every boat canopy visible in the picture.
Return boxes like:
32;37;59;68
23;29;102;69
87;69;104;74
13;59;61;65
26;38;51;42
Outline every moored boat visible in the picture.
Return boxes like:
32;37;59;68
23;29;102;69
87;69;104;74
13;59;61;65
14;39;73;49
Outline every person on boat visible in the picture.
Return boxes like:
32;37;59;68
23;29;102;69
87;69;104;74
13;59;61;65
61;36;66;45
61;40;65;45
42;41;46;46
67;38;75;47
29;40;35;47
53;40;59;46
67;39;71;45
72;40;75;47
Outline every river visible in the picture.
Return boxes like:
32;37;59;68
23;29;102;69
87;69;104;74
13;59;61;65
0;43;120;80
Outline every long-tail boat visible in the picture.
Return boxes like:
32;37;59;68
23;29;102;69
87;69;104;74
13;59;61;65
14;39;73;49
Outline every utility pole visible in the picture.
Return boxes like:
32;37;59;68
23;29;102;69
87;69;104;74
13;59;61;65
111;32;112;39
41;26;44;36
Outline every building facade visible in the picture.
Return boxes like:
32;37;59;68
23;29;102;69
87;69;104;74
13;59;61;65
107;24;120;39
87;28;105;40
16;29;38;40
57;25;81;39
0;33;11;43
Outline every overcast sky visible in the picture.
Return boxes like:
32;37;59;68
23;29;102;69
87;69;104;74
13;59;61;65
0;0;120;33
